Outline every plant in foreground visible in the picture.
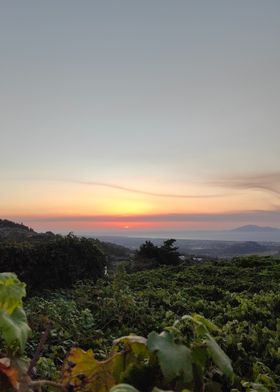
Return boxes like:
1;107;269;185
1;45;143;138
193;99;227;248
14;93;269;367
0;272;272;392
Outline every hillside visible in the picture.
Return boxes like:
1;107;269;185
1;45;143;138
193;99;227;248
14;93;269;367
1;219;279;258
0;219;59;243
0;219;280;389
0;219;131;274
0;219;33;230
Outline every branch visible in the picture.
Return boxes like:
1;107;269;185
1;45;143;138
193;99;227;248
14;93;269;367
28;323;52;376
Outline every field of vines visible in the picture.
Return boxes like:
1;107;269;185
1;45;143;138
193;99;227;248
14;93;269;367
0;255;280;391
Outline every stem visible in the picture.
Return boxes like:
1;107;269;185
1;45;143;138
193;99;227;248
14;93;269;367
28;323;52;376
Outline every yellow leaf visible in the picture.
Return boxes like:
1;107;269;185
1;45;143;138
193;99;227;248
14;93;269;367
63;348;116;392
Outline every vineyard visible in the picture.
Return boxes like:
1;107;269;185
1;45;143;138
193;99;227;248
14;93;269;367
0;254;280;391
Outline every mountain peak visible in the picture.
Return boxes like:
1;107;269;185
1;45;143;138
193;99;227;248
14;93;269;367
231;225;280;232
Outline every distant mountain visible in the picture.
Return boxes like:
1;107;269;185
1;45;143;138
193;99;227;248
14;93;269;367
232;225;280;233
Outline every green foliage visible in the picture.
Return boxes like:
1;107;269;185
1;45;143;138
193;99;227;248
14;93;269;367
135;239;180;268
26;295;97;363
0;307;30;354
0;272;26;313
35;356;60;381
177;314;234;380
1;254;280;390
0;234;106;291
0;272;30;353
62;314;234;392
148;330;193;384
25;255;280;389
205;333;233;378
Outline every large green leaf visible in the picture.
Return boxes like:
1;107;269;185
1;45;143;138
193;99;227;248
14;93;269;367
0;307;30;353
190;314;220;333
205;333;233;378
181;314;219;339
112;335;152;384
147;331;193;384
0;273;26;315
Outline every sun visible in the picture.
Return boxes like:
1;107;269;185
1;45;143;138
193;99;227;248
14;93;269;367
105;199;152;215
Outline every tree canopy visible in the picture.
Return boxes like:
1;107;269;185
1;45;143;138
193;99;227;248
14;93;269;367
136;239;180;267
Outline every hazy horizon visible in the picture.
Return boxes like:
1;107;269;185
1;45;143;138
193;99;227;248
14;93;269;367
8;218;280;243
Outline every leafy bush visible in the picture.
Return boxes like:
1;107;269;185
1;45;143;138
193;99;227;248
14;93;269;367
0;234;106;291
1;255;280;390
62;314;235;392
21;256;280;389
0;272;240;392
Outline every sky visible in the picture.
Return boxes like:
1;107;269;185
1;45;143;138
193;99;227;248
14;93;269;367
1;1;280;234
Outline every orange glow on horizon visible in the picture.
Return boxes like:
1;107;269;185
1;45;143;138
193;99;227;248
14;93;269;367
21;219;198;233
2;177;279;233
18;214;259;233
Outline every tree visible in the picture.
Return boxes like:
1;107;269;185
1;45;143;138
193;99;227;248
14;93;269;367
135;239;180;268
136;241;159;260
158;239;180;265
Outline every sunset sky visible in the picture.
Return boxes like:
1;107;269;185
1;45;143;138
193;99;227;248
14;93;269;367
1;1;280;234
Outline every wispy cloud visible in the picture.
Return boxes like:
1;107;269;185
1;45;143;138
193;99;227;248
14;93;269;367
10;171;280;201
211;171;280;197
48;172;280;202
47;178;227;199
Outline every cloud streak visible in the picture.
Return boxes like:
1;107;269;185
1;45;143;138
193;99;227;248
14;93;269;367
211;171;280;197
50;178;227;199
10;171;280;202
41;171;280;199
